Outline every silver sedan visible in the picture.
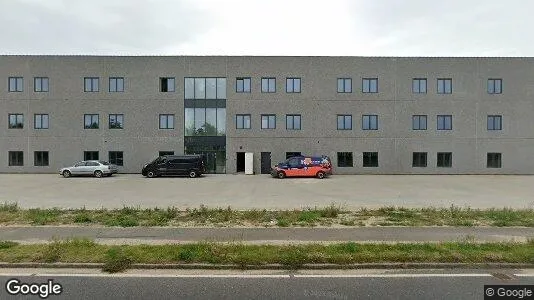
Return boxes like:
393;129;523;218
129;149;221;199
59;161;118;178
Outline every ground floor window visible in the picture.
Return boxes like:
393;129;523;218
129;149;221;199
8;151;23;166
109;151;123;166
285;152;302;159
412;152;427;167
84;151;99;161
437;152;452;168
159;151;174;157
487;153;502;168
363;152;378;167
34;151;49;166
337;152;353;167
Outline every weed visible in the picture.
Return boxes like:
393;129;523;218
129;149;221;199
102;247;132;273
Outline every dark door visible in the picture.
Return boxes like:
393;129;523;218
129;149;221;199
261;152;271;174
236;152;245;172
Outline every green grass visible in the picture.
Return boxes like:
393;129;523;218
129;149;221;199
0;239;532;273
0;203;533;227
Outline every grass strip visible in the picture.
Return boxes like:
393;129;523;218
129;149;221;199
1;202;534;227
0;239;533;273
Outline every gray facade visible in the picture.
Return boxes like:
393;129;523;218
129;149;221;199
1;55;533;174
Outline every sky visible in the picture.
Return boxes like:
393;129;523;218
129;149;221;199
0;0;532;56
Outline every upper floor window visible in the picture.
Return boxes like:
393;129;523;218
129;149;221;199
286;114;301;130
437;115;452;130
34;77;49;92
437;78;452;94
286;78;301;93
236;77;251;93
109;114;124;129
261;114;276;129
261;77;276;93
109;77;124;92
8;114;23;129
337;115;352;130
362;78;378;93
8;77;23;92
84;114;99;129
487;115;502;131
160;77;175;92
412;78;427;94
337;78;352;93
487;79;502;94
362;115;378;130
412;115;427;130
34;114;49;129
236;114;251;129
84;77;99;92
159;114;174;129
184;77;226;99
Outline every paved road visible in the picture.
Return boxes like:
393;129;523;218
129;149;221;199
1;269;533;299
1;227;533;244
1;174;534;209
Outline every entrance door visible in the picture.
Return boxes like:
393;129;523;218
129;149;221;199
261;152;271;174
236;152;245;172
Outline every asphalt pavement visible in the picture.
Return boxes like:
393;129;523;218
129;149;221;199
1;226;533;244
1;269;533;300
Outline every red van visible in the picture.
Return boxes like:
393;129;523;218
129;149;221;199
271;155;332;179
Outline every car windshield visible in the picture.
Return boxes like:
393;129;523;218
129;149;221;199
99;161;110;165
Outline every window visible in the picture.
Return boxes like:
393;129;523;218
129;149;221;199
412;115;427;130
34;114;49;129
84;151;99;161
84;77;99;92
488;79;502;94
362;115;378;130
487;153;502;168
412;152;427;167
8;151;23;166
34;77;49;92
261;114;276;129
184;78;226;99
236;114;251;129
437;78;452;94
34;151;49;166
286;114;301;130
337;78;352;93
8;77;23;92
362;78;378;93
286;152;302;159
412;78;427;94
109;77;124;92
109;114;124;129
286;78;301;93
337;152;353;167
109;151;123;166
437;152;452;168
437;115;452;130
8;114;23;129
236;77;251;93
261;78;276;93
160;77;175;92
159;151;174;156
487;115;502;131
159;114;174;129
337;115;352;130
363;152;378;167
84;114;99;129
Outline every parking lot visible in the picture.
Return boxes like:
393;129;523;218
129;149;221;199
1;174;533;210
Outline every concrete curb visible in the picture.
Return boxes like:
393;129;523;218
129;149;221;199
1;262;533;270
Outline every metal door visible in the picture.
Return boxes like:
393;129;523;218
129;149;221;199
260;152;271;174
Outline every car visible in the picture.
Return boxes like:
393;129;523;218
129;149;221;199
271;155;332;179
142;155;206;178
59;160;118;178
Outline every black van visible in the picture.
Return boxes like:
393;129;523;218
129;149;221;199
141;155;206;178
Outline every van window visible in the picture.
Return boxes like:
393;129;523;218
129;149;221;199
288;158;300;167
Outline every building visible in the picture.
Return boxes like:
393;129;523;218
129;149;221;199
0;55;533;175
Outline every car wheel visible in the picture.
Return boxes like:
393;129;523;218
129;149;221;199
147;171;156;178
62;170;71;178
277;171;286;179
189;170;198;178
94;170;103;178
316;171;326;179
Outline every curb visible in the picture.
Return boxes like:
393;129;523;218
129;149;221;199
1;262;533;270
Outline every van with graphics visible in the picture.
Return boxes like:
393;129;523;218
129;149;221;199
271;155;332;179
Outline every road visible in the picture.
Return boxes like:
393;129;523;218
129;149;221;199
1;226;533;244
1;174;534;209
1;269;533;300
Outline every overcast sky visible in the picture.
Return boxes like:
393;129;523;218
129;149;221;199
1;0;532;56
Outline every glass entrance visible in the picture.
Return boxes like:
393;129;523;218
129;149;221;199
185;149;226;174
